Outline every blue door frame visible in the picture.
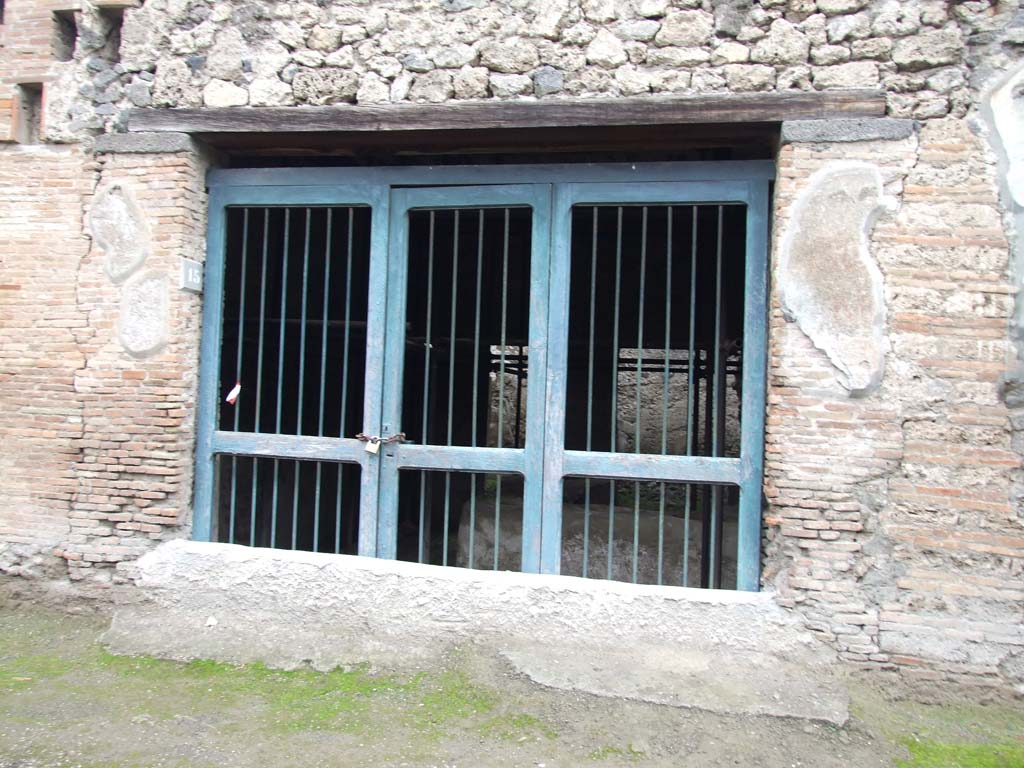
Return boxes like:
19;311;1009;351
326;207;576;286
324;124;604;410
194;161;773;591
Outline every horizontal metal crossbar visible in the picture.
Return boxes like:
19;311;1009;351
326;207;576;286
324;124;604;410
562;451;741;485
208;161;775;189
393;444;525;474
211;431;365;464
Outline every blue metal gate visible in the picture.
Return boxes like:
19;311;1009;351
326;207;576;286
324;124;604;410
194;162;771;591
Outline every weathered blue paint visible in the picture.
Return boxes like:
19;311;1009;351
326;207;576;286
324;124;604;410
356;189;391;559
197;163;772;591
738;180;770;593
208;161;775;189
192;187;228;543
543;181;765;585
377;185;552;564
212;430;366;463
193;187;386;554
395;445;524;473
562;451;742;484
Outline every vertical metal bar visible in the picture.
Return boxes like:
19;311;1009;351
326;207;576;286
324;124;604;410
683;205;698;587
340;208;355;437
337;208;355;555
608;206;623;581
364;188;395;558
468;210;484;568
531;183;557;575
514;348;524;449
314;209;333;553
495;208;510;570
250;209;270;548
633;206;647;584
738;182;769;592
228;208;250;545
712;206;724;461
443;209;460;567
193;188;228;544
708;205;725;587
270;208;291;549
418;211;435;564
291;209;311;550
515;224;530;452
658;206;673;585
583;206;598;578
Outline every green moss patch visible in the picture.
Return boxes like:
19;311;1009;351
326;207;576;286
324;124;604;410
897;739;1024;768
479;712;558;741
0;653;77;691
588;744;646;761
98;650;407;732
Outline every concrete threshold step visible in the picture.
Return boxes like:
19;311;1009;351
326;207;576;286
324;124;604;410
104;540;848;725
501;642;848;725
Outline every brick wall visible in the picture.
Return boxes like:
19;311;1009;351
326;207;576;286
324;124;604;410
0;144;94;576
0;0;64;140
66;149;207;583
765;118;1023;688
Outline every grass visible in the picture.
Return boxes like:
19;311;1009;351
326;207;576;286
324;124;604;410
97;650;506;735
850;678;1024;768
588;743;646;761
0;652;77;692
479;712;559;741
896;739;1024;768
3;607;1024;768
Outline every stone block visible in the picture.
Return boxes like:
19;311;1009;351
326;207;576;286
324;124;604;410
479;38;540;74
751;18;810;64
812;60;879;88
409;70;455;103
892;29;963;72
291;67;358;105
654;10;714;47
202;79;247;108
585;28;628;68
780;118;915;143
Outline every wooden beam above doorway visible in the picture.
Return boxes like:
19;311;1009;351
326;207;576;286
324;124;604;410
128;89;885;135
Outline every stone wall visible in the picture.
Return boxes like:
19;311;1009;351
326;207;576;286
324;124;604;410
9;0;1022;141
0;0;1022;691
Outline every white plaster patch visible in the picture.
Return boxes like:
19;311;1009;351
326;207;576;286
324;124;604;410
119;270;169;357
989;61;1024;207
779;162;896;395
90;182;152;283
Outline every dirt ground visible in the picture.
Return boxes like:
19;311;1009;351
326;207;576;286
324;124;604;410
0;591;1021;768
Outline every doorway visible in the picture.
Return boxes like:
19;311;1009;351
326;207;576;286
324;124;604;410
195;164;769;590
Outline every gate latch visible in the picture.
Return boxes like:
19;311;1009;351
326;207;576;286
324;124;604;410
356;432;406;454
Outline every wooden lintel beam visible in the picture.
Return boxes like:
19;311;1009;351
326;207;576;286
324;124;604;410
92;0;141;9
128;90;885;135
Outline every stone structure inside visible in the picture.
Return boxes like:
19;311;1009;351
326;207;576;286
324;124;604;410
0;0;1022;695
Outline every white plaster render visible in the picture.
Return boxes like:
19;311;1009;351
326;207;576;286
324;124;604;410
89;183;152;283
118;270;170;357
104;540;846;722
779;162;896;395
989;61;1024;208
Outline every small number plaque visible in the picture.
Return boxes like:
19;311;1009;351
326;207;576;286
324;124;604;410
180;258;203;293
